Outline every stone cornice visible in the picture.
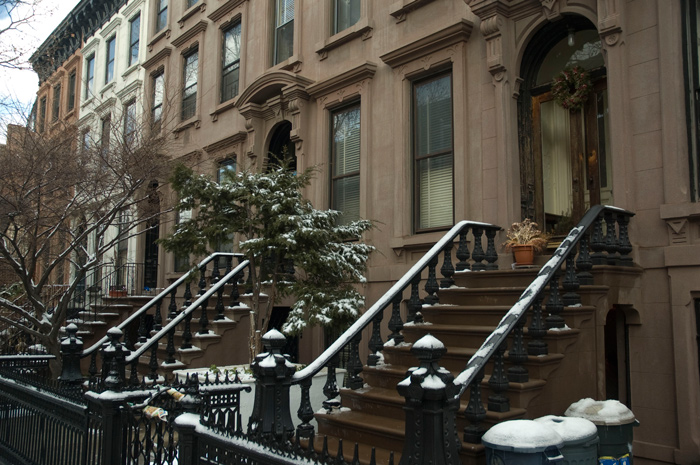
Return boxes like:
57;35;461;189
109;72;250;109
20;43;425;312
208;0;248;23
142;47;173;71
380;19;473;68
306;62;377;99
172;20;208;48
202;131;247;153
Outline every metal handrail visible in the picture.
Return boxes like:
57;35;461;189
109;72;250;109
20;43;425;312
82;252;243;357
125;259;249;364
453;205;634;397
292;220;500;384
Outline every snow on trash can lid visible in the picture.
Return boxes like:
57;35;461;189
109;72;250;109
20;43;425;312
535;415;598;444
482;420;563;453
564;398;636;426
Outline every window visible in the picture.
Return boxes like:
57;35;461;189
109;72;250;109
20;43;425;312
156;0;168;32
152;72;165;123
85;55;95;98
101;116;111;157
124;100;137;146
52;84;61;122
181;50;198;120
174;209;192;272
684;0;700;201
413;73;453;230
331;104;361;225
186;0;198;8
333;0;360;34
38;96;46;133
68;71;76;111
274;0;294;65
81;129;91;152
129;14;141;67
221;22;241;102
105;36;116;83
217;158;236;183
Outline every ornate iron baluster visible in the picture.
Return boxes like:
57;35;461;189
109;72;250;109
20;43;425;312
590;215;606;265
456;229;471;271
545;271;565;329
129;360;139;386
604;210;620;265
154;299;163;330
214;283;225;321
296;377;314;439
165;328;176;364
149;344;159;379
168;287;178;319
488;342;510;412
198;298;209;335
407;275;422;323
562;254;581;306
181;312;193;349
471;227;486;271
138;311;148;343
423;255;439;305
617;214;633;266
346;334;363;390
576;232;594;285
388;294;404;344
485;228;499;270
528;295;548;356
440;241;455;288
322;354;340;412
89;351;97;383
211;256;221;284
463;368;486;443
508;314;529;382
367;312;383;366
198;266;207;297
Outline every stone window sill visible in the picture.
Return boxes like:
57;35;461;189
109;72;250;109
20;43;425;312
315;18;372;60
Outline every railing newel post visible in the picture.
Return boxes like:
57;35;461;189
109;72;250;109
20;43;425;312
58;323;83;385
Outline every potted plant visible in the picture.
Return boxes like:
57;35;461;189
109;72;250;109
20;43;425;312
108;285;127;298
503;218;550;266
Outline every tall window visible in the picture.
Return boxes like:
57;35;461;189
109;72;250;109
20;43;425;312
38;96;46;133
331;104;361;225
413;73;453;231
174;209;192;272
182;50;198;120
684;0;700;201
274;0;294;65
156;0;168;32
85;55;95;98
333;0;360;34
68;70;76;111
152;72;165;123
101;116;111;156
186;0;198;8
124;100;137;146
81;129;91;152
216;159;236;253
129;14;141;67
51;84;61;122
105;36;116;83
221;22;241;102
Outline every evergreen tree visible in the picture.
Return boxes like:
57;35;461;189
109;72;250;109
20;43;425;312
159;158;374;361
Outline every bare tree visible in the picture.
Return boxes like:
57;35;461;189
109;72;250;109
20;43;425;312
0;0;43;70
0;106;171;371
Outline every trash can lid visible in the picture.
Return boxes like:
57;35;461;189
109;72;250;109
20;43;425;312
482;420;564;453
535;415;599;445
564;398;636;426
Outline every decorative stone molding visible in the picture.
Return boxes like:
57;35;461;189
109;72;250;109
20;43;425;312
380;19;473;69
667;220;689;245
142;47;172;70
597;0;622;46
208;0;248;22
179;2;207;28
202;131;247;156
307;62;377;99
315;18;373;60
540;0;561;20
389;0;437;23
172;20;208;48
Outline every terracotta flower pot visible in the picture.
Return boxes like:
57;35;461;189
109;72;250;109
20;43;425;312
512;244;535;266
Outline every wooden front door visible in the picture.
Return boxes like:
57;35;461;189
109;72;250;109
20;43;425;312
532;79;611;233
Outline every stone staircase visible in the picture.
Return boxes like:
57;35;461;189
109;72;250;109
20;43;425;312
313;266;614;465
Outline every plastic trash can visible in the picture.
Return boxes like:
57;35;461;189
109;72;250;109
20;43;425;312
535;415;599;465
565;398;639;464
482;419;564;465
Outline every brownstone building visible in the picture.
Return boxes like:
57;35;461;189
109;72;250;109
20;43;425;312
29;0;700;462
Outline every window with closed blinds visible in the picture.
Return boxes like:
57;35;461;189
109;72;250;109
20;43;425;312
274;0;294;65
413;73;453;230
331;105;361;225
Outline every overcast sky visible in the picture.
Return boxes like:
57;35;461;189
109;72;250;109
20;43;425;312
0;0;82;142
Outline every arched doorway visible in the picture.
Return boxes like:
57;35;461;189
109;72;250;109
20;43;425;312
267;120;296;172
519;17;611;234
